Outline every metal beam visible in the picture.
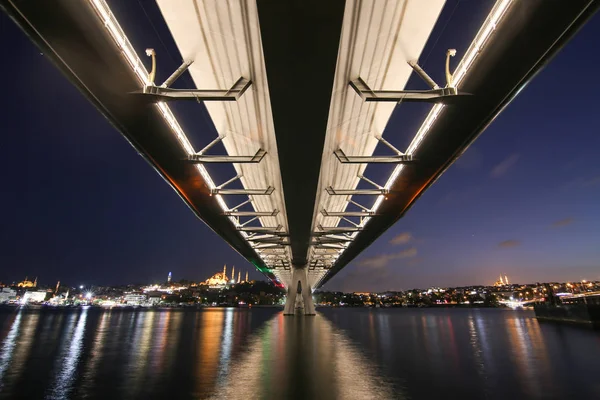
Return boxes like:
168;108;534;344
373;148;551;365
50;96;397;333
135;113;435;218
313;243;346;250
212;186;275;195
326;186;387;196
224;209;279;217
249;231;289;237
317;225;362;233
248;237;288;244
162;59;194;88
186;148;266;163
334;148;415;164
321;209;376;217
251;243;282;250
137;77;252;102
349;77;467;103
238;225;283;233
311;238;352;245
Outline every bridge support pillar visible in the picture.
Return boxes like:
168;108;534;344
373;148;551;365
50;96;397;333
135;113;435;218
283;267;315;316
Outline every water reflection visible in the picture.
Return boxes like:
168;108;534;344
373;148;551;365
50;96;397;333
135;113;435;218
1;308;600;399
48;308;88;399
210;314;396;399
0;311;22;387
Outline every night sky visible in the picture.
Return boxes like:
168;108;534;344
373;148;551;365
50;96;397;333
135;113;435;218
1;2;599;291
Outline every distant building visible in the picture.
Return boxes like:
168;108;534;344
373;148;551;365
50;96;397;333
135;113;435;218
22;290;47;303
494;274;510;287
0;287;17;303
204;265;229;288
168;272;172;283
123;293;146;305
17;277;37;288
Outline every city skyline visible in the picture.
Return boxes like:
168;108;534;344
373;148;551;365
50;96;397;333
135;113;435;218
2;270;597;293
1;2;599;291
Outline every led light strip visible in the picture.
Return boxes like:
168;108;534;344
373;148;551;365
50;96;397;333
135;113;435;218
88;0;288;272
313;0;514;285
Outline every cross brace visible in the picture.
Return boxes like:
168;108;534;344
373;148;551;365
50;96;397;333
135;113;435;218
350;77;467;104
212;186;274;196
186;149;266;164
326;186;387;196
138;77;252;102
334;148;415;164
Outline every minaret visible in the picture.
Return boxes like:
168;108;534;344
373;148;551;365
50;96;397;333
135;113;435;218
168;272;172;283
33;277;38;287
504;275;509;285
499;275;504;285
238;271;241;283
246;271;248;282
55;281;60;295
232;266;235;282
223;264;226;280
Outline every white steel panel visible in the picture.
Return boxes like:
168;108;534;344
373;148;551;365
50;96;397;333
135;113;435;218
310;0;445;271
156;0;291;268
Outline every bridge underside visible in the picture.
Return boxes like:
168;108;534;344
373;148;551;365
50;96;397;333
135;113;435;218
2;0;598;297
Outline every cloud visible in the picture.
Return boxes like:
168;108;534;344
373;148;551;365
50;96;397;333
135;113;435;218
562;175;600;190
498;239;520;248
455;146;483;170
389;232;412;245
551;217;574;227
437;186;483;207
490;154;519;178
359;247;418;268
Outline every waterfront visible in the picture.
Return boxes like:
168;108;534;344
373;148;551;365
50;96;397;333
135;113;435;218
1;308;599;399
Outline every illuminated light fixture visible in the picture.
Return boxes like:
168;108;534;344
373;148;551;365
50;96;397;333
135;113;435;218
86;0;288;270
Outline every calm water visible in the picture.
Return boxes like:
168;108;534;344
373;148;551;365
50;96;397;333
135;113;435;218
0;307;599;399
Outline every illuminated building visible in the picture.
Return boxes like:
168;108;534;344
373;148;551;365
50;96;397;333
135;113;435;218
494;274;510;287
0;288;17;303
204;265;230;288
17;276;37;288
123;293;147;305
168;271;172;283
238;271;241;283
246;272;248;282
22;290;47;304
231;265;235;283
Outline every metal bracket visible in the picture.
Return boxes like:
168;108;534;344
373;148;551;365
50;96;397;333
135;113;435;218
186;148;266;164
248;237;288;245
224;209;279;217
313;243;347;250
138;74;252;102
212;186;275;196
317;224;362;233
251;243;283;250
238;225;283;233
311;237;352;245
326;186;387;196
334;148;415;164
350;76;466;104
216;174;242;190
321;209;376;217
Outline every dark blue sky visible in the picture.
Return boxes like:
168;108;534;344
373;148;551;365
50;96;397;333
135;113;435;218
1;2;599;290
